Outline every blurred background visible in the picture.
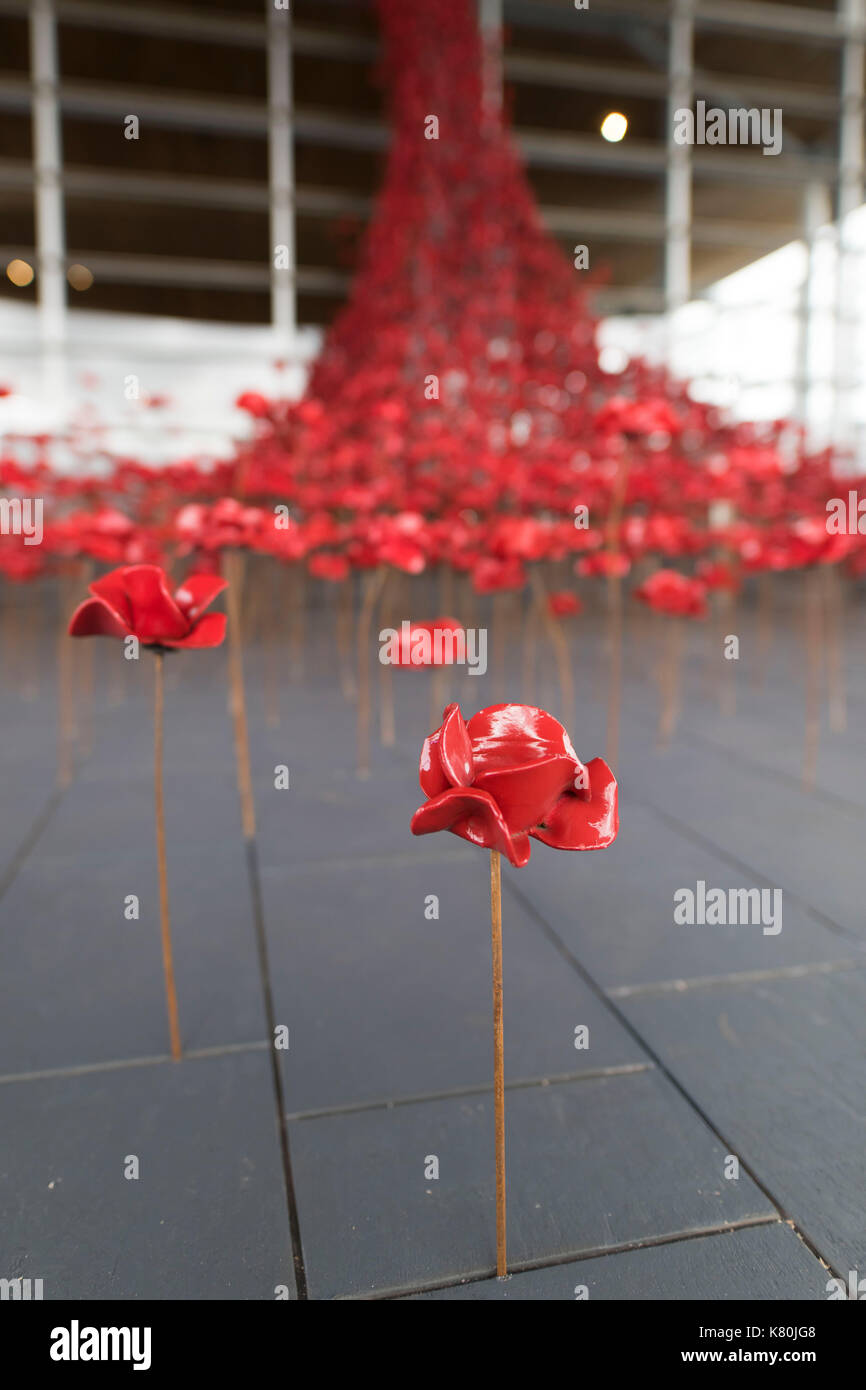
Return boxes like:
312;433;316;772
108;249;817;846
0;0;864;459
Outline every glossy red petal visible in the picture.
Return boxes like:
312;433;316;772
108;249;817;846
466;703;578;774
87;569;135;628
474;754;579;834
173;573;228;623
530;757;619;851
438;703;474;785
411;786;530;867
68;595;130;639
419;732;449;798
161;612;227;649
119;565;190;644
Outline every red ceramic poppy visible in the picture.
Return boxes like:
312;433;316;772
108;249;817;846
411;703;618;867
548;591;582;617
308;551;350;582
633;568;708;619
595;396;683;439
696;560;741;592
384;618;466;667
235;391;272;418
471;556;526;593
576;551;630;579
68;564;227;649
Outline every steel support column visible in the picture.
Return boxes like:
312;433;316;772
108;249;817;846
29;0;66;412
834;0;865;451
664;0;694;370
267;0;296;344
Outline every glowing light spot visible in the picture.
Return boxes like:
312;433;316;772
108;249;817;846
601;112;628;142
6;259;34;287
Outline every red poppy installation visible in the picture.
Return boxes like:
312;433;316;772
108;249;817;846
2;0;866;803
411;702;619;1276
69;564;228;1060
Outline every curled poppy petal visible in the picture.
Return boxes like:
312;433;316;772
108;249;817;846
173;573;228;623
474;754;579;832
68;596;130;639
411;786;530;867
86;572;134;629
118;565;189;644
531;758;619;850
438;702;474;785
466;703;579;775
419;732;449;798
161;612;228;649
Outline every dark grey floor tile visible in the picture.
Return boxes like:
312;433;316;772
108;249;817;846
0;847;266;1075
678;698;866;814
512;802;862;992
621;968;866;1277
0;691;59;867
35;768;245;862
254;756;419;869
619;740;866;938
289;1069;777;1298
263;855;646;1113
407;1221;828;1299
0;774;54;876
0;1050;294;1299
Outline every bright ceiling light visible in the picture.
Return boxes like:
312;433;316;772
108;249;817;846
6;258;34;287
601;112;628;143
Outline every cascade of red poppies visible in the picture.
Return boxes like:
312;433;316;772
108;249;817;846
233;0;612;521
221;0;865;591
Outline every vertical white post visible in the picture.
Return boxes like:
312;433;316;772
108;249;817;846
29;0;67;416
478;0;504;122
267;0;296;345
834;0;864;453
796;181;831;437
664;0;693;370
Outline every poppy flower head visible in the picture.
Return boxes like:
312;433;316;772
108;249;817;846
308;551;350;582
633;568;707;619
411;702;618;867
577;551;630;580
385;618;467;668
697;560;740;592
68;564;228;650
548;591;582;618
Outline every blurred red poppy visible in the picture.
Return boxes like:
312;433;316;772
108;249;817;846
383;618;466;667
548;591;582;617
577;551;630;579
633;568;707;618
69;564;227;649
308;551;350;582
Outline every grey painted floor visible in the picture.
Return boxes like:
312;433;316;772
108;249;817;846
0;583;863;1300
